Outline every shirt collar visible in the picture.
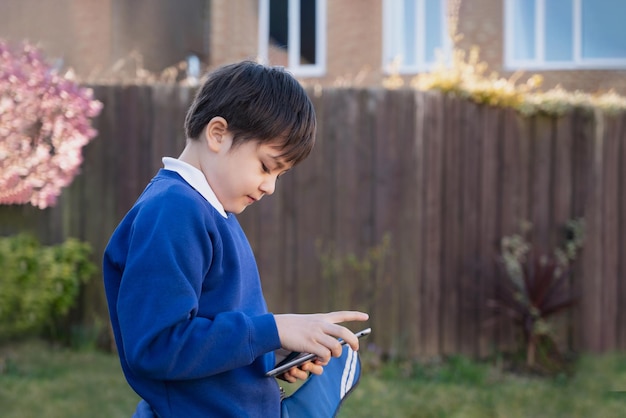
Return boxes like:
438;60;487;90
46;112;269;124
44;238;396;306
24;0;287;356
162;157;228;218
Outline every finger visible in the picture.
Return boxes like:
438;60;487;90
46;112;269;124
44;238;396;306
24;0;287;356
300;361;324;376
314;358;328;367
311;346;332;364
316;330;349;357
326;336;345;357
286;366;309;381
282;372;297;383
319;323;361;352
323;311;369;324
340;331;360;352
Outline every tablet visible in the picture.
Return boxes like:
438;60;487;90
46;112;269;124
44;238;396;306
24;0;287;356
265;328;371;378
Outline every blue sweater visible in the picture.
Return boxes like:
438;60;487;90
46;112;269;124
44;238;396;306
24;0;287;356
103;169;282;417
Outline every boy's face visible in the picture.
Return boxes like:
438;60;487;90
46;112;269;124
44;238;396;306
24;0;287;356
206;135;292;214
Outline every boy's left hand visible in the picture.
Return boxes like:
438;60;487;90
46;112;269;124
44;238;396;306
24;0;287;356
280;359;325;383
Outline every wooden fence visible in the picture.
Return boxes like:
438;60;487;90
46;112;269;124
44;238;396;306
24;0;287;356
1;85;625;358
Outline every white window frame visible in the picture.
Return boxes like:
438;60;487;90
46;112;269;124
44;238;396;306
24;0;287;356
504;0;626;70
382;0;450;74
258;0;327;77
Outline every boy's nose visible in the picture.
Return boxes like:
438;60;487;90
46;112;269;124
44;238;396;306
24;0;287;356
260;177;276;195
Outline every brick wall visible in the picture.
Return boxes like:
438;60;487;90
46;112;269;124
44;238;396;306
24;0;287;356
208;0;259;66
0;0;113;78
315;0;383;86
205;0;384;86
0;0;207;81
455;0;626;94
0;0;624;93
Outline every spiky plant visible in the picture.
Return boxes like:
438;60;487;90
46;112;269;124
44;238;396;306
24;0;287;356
490;220;583;371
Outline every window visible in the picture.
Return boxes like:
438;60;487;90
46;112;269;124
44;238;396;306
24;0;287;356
382;0;450;74
504;0;626;69
258;0;327;77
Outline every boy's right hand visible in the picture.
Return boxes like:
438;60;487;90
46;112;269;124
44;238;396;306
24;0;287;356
273;311;369;364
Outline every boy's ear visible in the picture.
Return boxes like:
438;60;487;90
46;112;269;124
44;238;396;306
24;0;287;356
204;116;229;152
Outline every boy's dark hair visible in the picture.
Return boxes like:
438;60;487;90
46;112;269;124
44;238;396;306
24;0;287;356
184;60;316;166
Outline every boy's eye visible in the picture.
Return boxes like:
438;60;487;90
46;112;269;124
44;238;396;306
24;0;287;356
261;163;271;174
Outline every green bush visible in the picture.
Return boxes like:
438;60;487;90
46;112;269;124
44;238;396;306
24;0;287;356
0;233;96;340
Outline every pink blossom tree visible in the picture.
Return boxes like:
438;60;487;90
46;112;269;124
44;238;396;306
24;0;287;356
0;40;102;209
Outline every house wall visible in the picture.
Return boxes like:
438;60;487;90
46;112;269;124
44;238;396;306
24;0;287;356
0;0;624;93
456;0;626;94
0;0;114;78
0;0;207;81
205;0;384;86
207;0;259;65
308;0;383;86
110;0;208;74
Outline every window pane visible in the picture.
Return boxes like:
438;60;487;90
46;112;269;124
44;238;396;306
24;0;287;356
403;0;417;65
544;0;573;61
582;0;626;59
269;0;289;50
300;0;317;65
512;0;535;61
424;0;443;63
268;0;289;67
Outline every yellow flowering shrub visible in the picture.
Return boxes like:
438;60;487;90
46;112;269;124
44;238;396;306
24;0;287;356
384;45;626;116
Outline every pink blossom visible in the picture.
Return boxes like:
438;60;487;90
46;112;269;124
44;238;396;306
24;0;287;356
0;40;102;209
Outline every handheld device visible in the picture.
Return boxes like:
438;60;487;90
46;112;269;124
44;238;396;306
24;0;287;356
265;327;371;378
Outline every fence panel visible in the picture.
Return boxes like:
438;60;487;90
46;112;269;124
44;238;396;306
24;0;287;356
619;113;626;351
478;104;503;357
600;113;621;351
2;86;625;358
440;95;463;356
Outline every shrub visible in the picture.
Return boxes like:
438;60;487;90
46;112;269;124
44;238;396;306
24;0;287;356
384;43;626;116
0;233;96;340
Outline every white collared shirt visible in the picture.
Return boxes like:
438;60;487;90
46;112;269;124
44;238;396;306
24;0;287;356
162;157;228;218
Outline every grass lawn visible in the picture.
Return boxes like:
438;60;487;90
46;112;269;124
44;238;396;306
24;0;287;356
0;340;140;418
339;355;626;418
0;340;624;417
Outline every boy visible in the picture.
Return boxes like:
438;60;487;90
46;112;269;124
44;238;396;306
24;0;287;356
102;60;369;417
